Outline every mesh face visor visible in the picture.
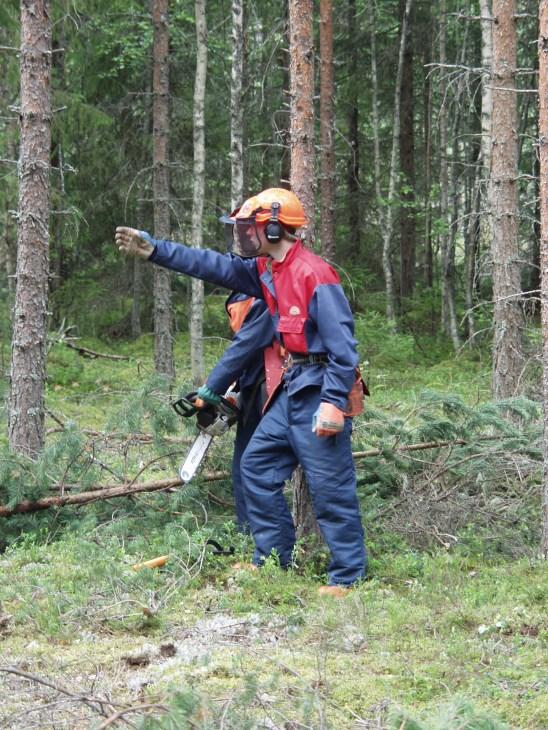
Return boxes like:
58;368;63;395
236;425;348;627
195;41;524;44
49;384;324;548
233;217;262;257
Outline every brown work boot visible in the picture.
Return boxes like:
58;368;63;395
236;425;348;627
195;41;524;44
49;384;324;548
232;562;258;572
318;585;350;598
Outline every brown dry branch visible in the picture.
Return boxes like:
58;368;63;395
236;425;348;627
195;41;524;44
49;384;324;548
0;667;127;724
0;472;229;517
64;341;130;360
96;703;170;729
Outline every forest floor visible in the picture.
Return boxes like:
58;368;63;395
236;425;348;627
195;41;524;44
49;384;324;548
1;539;547;729
0;330;547;728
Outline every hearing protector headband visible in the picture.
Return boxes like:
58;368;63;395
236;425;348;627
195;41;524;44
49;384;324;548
265;201;283;243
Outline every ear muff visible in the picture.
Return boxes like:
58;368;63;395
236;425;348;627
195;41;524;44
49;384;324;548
265;201;283;243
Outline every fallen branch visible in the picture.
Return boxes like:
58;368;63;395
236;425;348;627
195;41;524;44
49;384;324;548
0;435;517;518
0;472;228;517
64;342;130;361
0;666;120;722
352;435;500;459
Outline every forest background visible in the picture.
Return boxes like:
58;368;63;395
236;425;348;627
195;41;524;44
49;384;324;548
0;1;547;728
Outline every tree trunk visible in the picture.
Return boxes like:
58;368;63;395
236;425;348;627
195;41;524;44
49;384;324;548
9;0;52;457
190;0;208;386
538;0;548;558
152;0;174;379
288;0;318;539
490;0;523;398
289;0;315;242
230;0;244;210
371;0;412;324
480;0;493;212
319;0;335;261
346;0;360;253
279;1;291;186
423;10;434;290
399;0;416;301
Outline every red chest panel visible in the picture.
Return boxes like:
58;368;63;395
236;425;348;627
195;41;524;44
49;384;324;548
256;244;339;353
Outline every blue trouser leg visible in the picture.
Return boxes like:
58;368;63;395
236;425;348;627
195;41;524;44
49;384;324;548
241;386;367;584
231;387;263;533
286;388;367;586
240;390;299;567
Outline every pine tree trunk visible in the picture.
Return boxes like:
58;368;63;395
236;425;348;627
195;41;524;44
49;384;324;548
152;0;174;379
371;0;412;324
538;0;548;558
288;0;318;539
9;0;52;457
289;0;315;242
230;0;244;209
480;0;493;222
190;0;208;386
131;257;143;338
346;0;360;252
399;0;416;301
319;0;335;261
490;0;523;398
423;11;434;290
279;1;291;186
464;172;481;343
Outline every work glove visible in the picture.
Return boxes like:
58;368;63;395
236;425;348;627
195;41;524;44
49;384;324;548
312;402;345;438
115;227;155;259
196;384;222;407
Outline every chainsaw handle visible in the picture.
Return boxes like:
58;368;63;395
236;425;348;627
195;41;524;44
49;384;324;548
171;392;199;418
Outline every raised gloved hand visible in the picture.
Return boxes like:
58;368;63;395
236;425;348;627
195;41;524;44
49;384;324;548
196;384;222;407
312;402;345;437
115;227;155;259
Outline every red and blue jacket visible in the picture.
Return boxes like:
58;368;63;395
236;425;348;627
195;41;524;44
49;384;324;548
149;238;359;411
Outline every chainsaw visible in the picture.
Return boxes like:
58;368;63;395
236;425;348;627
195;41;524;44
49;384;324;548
172;391;240;483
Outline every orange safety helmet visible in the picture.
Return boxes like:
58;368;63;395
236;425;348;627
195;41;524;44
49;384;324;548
233;188;308;228
222;188;307;256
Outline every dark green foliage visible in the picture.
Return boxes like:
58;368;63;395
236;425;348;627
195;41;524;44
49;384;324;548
355;390;540;504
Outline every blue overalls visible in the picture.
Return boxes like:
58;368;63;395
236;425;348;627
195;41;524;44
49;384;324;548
149;238;367;586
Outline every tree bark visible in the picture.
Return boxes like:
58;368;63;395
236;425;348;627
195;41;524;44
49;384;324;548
230;0;244;210
190;0;208;386
490;0;523;398
319;0;335;261
399;0;416;301
152;0;174;379
288;0;318;539
346;0;360;253
289;0;315;242
423;10;434;290
9;0;52;457
371;0;412;324
538;0;548;558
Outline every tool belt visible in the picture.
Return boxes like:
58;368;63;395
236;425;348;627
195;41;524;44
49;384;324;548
283;352;328;369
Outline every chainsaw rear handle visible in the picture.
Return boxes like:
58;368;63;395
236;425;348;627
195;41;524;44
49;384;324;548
172;392;200;418
171;391;239;422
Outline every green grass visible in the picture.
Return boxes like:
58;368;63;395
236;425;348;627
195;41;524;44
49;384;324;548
0;324;546;728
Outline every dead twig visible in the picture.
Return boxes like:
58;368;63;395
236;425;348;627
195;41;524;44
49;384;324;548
96;703;170;729
0;666;125;723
